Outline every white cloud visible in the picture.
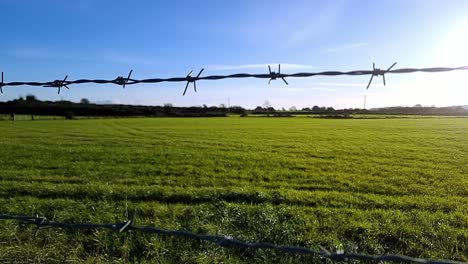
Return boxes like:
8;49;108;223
315;82;383;88
8;47;158;66
323;42;368;53
280;87;336;92
283;88;305;92
316;82;363;87
100;52;159;66
208;63;315;71
285;2;345;47
309;87;337;92
9;48;85;60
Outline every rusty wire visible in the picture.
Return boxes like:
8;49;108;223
0;214;465;264
0;64;467;95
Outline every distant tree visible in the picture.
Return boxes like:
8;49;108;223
80;98;90;104
414;104;423;108
254;106;263;111
266;107;276;113
326;107;335;112
202;104;208;109
289;106;297;111
262;100;272;109
25;95;37;102
302;107;311;111
219;103;226;108
230;106;246;114
281;107;286;111
163;103;173;116
312;105;320;112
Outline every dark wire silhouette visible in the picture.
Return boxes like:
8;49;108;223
0;64;467;95
0;214;464;264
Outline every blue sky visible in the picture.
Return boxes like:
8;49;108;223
1;0;468;109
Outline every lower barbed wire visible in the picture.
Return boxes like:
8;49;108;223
0;214;464;264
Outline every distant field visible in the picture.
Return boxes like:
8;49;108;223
0;118;467;263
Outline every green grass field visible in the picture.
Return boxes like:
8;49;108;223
0;117;467;263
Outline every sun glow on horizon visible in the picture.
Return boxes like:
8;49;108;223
387;20;468;107
435;20;468;65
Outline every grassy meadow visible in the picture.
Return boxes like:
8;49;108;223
0;117;467;263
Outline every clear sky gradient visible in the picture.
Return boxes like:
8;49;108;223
1;0;467;109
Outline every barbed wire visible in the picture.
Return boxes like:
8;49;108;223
1;63;467;95
0;214;464;264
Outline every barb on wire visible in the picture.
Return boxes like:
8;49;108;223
0;214;464;264
0;72;4;94
268;64;289;85
366;62;397;89
1;64;468;95
183;68;204;96
115;70;133;88
43;75;70;94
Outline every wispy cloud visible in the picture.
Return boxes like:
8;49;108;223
100;52;159;66
8;47;158;66
281;87;337;92
208;63;315;71
283;88;305;92
323;42;368;53
316;82;371;88
309;87;337;92
359;92;379;96
8;48;88;60
285;2;345;47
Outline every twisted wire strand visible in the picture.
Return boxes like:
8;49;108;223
1;66;467;88
0;214;464;264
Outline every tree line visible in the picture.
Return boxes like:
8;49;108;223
0;96;240;118
0;95;467;118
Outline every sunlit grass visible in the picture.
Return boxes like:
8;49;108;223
0;117;467;263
